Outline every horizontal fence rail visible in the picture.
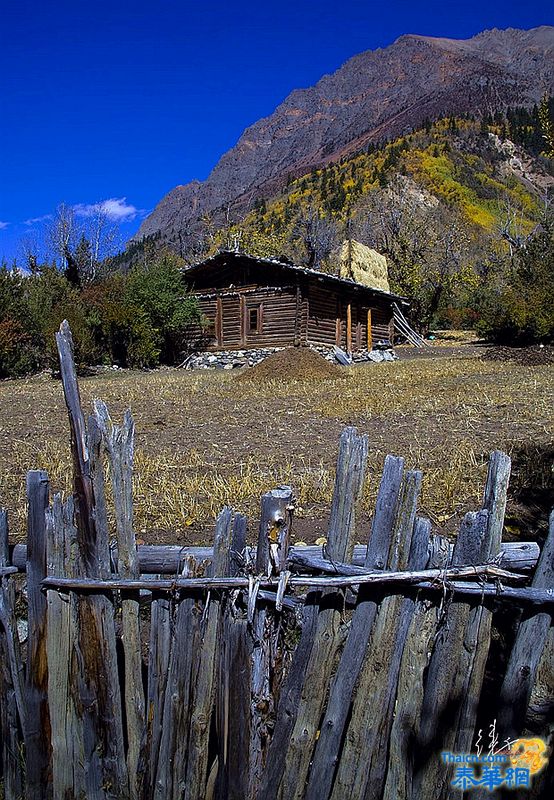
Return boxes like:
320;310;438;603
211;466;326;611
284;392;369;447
0;319;552;800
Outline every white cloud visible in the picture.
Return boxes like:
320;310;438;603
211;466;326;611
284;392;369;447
73;197;141;222
24;214;53;226
0;221;9;230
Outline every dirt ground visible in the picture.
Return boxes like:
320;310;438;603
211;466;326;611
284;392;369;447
0;337;552;548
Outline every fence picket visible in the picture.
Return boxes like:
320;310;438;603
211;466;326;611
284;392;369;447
153;555;201;800
305;453;405;800
95;401;146;798
25;469;51;800
46;495;85;797
250;487;293;798
0;508;25;798
56;320;128;798
261;427;368;800
184;506;233;800
215;513;251;800
413;508;490;800
330;469;422;800
498;509;554;740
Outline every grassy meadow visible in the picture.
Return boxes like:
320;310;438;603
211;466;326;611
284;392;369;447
0;346;552;545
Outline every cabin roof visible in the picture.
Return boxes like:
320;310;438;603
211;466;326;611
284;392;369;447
184;250;406;303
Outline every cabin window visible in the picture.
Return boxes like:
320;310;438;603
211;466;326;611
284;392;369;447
247;304;263;335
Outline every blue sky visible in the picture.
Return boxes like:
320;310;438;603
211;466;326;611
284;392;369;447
1;0;552;264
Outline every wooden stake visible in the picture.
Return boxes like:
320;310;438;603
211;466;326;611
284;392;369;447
25;469;51;800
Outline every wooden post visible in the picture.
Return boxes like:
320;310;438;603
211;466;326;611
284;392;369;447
216;513;251;800
216;297;223;346
293;281;301;346
55;320;128;798
184;507;233;800
498;508;554;740
94;401;146;799
240;295;246;345
383;517;436;800
46;495;85;798
367;309;372;351
346;303;352;353
259;428;368;800
0;509;25;798
453;451;510;754
413;509;492;800
330;469;423;800
153;555;201;800
145;590;172;798
305;454;405;800
250;487;293;798
25;468;51;800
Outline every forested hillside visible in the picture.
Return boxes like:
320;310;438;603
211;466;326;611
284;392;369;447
200;108;554;334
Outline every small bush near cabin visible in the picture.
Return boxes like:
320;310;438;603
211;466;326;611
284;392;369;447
0;251;205;377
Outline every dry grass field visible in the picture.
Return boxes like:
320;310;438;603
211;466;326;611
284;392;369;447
0;345;552;545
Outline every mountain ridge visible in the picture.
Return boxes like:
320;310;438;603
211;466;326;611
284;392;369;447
134;25;554;246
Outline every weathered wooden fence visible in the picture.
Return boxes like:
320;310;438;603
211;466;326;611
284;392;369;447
0;320;553;800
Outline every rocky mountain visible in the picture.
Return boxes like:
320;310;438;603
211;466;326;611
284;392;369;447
135;26;554;246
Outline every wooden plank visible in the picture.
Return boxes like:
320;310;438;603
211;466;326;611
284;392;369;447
215;513;251;800
9;538;540;575
329;469;422;800
294;282;301;346
46;494;85;798
25;468;51;800
184;507;233;800
153;556;200;800
412;509;491;800
305;454;405;800
41;562;522;594
366;516;431;799
94;401;146;799
264;427;369;800
383;518;437;800
240;295;246;345
250;488;294;798
497;508;554;740
367;309;372;351
216;296;223;346
56;320;128;799
145;591;172;798
346;303;352;353
0;508;25;799
453;451;510;754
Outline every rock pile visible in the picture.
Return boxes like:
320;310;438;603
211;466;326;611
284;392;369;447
186;345;397;370
187;347;283;370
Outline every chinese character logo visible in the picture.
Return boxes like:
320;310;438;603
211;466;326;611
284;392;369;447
443;731;550;792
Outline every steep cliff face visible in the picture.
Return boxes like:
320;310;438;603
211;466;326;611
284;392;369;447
135;26;554;243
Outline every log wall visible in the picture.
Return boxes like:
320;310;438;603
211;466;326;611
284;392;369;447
196;288;304;350
306;282;393;350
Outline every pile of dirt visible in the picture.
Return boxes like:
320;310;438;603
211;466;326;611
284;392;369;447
237;347;346;383
483;345;554;366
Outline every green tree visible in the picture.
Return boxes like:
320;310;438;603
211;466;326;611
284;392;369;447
125;250;205;362
476;216;554;343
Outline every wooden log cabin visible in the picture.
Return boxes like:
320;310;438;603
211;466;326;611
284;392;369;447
184;251;404;353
